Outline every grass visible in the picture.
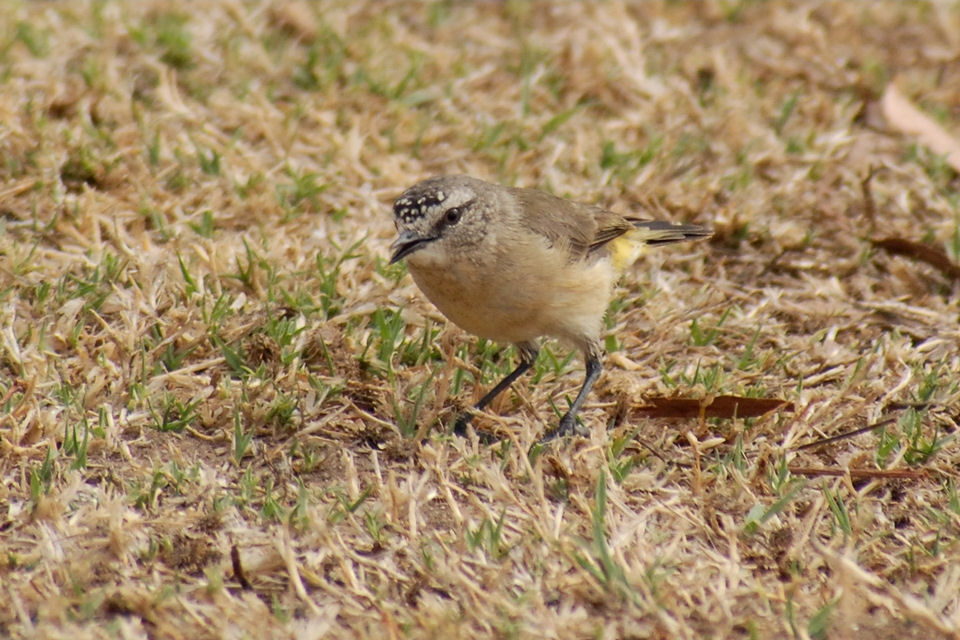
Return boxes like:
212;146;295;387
1;1;959;638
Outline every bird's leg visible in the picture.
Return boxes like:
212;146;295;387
547;346;603;440
454;342;539;438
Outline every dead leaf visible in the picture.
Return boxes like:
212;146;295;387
634;395;793;419
880;83;960;173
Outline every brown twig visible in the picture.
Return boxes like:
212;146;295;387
787;467;926;480
860;165;877;229
231;544;252;590
791;417;898;451
872;237;960;281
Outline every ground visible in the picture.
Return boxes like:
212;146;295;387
1;1;959;638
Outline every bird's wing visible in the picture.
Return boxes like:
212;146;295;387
509;187;632;259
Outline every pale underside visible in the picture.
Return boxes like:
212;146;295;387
406;233;616;353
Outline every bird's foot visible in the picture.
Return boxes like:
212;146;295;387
453;412;498;444
541;413;590;442
453;412;472;437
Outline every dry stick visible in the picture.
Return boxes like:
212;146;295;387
631;436;673;465
872;237;960;281
790;417;898;451
787;467;926;480
0;380;22;406
860;164;877;229
231;544;253;590
685;431;703;495
0;379;30;428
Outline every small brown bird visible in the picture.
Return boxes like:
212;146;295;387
390;175;710;439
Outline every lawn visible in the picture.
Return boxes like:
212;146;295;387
1;1;958;638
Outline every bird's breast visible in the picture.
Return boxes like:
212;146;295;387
406;239;616;346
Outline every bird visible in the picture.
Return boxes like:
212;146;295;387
389;175;710;440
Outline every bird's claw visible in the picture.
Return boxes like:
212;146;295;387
541;414;589;442
453;412;498;444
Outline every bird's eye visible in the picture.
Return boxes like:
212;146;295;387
444;207;462;225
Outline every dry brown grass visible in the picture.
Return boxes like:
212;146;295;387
1;1;959;638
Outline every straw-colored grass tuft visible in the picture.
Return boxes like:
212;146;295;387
1;2;958;638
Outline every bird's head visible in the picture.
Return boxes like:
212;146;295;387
390;175;496;265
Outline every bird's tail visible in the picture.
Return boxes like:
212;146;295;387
608;219;711;271
629;219;712;245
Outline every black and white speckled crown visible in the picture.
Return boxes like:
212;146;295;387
393;185;448;223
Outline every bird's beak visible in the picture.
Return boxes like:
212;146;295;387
389;231;435;264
